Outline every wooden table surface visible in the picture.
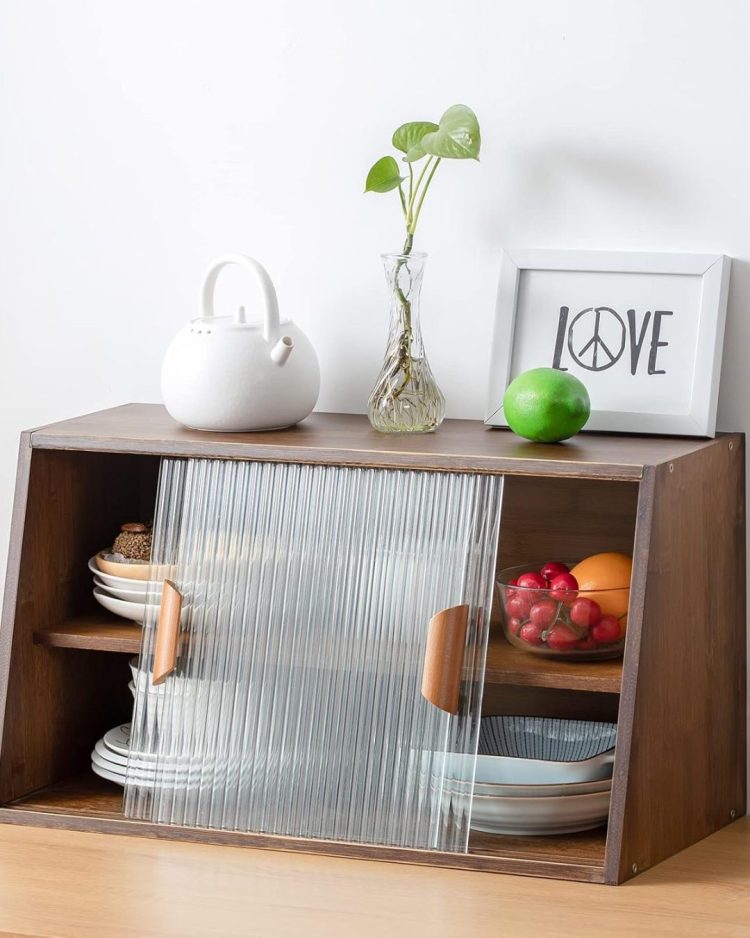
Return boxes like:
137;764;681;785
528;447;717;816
0;820;745;937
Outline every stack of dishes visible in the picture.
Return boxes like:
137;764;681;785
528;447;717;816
90;722;185;788
92;656;188;785
90;723;137;786
437;716;616;836
89;554;163;624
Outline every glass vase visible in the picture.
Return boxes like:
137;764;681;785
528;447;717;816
367;252;445;433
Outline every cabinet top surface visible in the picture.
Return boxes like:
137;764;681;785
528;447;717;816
27;404;741;480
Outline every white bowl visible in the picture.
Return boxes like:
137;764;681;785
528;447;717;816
473;749;615;786
94;551;174;582
475;716;617;785
432;747;615;788
434;785;611;836
128;678;178;698
128;657;191;694
467;789;611;835
95;578;161;604
471;776;611;799
93;587;153;624
88;556;162;593
480;715;617;760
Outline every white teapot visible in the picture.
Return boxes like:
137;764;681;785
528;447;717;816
161;254;320;432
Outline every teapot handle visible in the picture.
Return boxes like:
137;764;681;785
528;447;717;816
201;254;281;343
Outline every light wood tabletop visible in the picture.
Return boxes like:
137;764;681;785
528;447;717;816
0;820;745;937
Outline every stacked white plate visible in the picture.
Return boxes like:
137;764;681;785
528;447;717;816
436;716;617;836
88;555;162;624
91;723;150;786
91;722;191;788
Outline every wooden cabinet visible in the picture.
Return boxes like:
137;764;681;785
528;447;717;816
0;405;745;884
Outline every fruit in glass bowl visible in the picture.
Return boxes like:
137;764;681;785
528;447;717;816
496;555;631;660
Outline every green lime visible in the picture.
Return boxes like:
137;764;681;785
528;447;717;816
503;368;590;443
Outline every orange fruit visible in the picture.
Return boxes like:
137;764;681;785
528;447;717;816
570;552;632;619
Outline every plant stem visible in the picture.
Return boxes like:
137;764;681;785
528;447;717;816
410;156;434;229
387;230;413;397
411;157;441;232
377;155;439;403
407;163;414;226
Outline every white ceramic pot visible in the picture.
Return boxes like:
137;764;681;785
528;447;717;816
161;254;320;431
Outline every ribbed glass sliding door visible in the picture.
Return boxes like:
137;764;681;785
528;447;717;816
124;457;502;852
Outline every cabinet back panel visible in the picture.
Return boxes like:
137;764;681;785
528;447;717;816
497;476;639;573
481;684;620;723
493;476;639;633
0;450;159;803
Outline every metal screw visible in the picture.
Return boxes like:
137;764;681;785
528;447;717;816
730;808;737;819
632;863;638;874
669;464;674;473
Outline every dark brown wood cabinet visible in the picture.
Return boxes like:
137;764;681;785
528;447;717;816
0;404;745;884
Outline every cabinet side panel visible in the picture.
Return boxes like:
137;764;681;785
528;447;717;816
0;450;159;803
613;436;746;882
0;435;33;743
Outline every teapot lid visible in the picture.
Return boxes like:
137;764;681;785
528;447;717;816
189;306;266;332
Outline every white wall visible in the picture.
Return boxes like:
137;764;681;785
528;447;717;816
1;1;749;619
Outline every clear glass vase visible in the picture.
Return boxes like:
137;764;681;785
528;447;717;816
367;252;445;433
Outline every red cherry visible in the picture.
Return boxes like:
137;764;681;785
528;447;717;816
519;622;544;645
569;597;602;628
549;572;579;604
591;615;621;644
516;572;547;590
546;623;580;650
528;599;559;629
506;592;532;619
508;616;523;636
576;637;599;651
541;561;570;581
507;577;518;587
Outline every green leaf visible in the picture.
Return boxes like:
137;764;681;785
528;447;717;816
420;104;481;160
365;156;404;193
404;141;427;163
392;121;439;157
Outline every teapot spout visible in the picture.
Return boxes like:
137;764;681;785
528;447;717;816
271;335;294;366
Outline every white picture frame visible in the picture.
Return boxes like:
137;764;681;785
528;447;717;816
485;249;731;437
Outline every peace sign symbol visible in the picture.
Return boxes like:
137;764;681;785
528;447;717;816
567;307;626;372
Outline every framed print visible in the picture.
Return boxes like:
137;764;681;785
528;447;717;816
485;249;731;437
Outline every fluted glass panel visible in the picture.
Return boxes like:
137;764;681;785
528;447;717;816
124;458;502;853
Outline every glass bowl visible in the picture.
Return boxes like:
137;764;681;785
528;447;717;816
496;562;628;661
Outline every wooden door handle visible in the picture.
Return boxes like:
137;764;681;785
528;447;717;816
421;604;469;714
152;580;182;685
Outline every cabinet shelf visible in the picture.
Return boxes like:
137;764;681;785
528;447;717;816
485;633;623;694
7;772;125;818
34;618;624;695
2;772;606;883
34;614;142;654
